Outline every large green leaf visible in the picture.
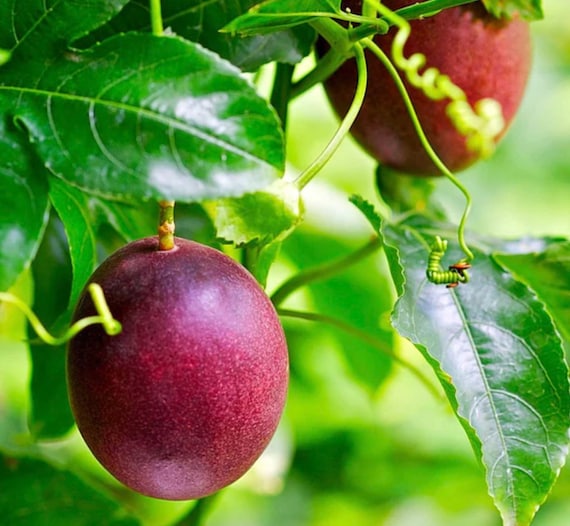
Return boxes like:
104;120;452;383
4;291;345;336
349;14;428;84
48;177;97;307
381;220;570;526
0;32;284;203
84;0;315;71
0;0;129;54
0;118;49;292
495;240;570;350
0;455;139;526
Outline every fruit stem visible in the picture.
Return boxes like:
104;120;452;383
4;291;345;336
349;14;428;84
158;200;176;251
0;283;121;346
271;236;382;307
278;308;443;399
293;42;367;190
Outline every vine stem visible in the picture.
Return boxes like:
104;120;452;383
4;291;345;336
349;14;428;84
293;42;368;190
271;236;382;307
149;0;164;36
278;309;442;399
362;37;474;261
0;284;121;346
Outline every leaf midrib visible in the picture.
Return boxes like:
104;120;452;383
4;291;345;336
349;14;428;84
449;288;517;513
0;85;273;165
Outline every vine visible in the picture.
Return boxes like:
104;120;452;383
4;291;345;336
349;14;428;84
0;283;121;346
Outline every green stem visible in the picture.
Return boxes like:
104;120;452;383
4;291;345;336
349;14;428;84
149;0;164;36
271;236;382;307
293;42;367;190
278;309;442;399
158;200;176;251
363;38;474;261
291;44;348;100
173;494;219;526
270;62;295;130
0;284;121;346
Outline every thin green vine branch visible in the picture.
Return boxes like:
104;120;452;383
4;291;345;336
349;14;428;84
0;283;121;346
270;62;295;130
293;42;367;190
149;0;164;36
278;309;442;399
271;236;382;307
362;37;474;262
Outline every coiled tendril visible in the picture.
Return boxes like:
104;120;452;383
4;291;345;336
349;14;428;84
386;4;506;159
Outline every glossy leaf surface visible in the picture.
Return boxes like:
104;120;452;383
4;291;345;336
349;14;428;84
0;120;49;292
85;0;316;71
1;32;283;203
381;219;570;526
495;240;570;350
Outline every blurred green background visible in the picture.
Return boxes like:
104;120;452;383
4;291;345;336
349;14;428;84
1;0;569;524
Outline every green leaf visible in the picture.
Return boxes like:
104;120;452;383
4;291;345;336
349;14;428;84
280;227;394;391
495;240;570;350
0;455;139;526
48;177;97;308
0;0;129;55
0;119;49;292
482;0;543;21
29;214;74;439
92;199;158;243
223;0;339;35
213;179;303;246
382;220;570;526
0;32;284;203
349;194;383;233
84;0;316;71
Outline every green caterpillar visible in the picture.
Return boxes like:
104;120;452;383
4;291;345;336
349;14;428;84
426;236;470;288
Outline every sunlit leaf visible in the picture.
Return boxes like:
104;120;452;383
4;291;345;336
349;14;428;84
214;179;303;246
382;219;570;526
1;34;284;204
495;240;570;350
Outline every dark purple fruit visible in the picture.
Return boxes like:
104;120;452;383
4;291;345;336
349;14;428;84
67;237;288;500
321;0;532;175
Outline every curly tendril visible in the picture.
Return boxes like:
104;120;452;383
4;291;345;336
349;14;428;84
0;283;122;346
426;236;471;288
378;1;506;158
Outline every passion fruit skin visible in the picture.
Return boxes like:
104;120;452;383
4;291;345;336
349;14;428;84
321;0;532;175
67;237;289;500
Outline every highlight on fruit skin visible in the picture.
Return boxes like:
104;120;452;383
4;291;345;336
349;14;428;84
67;236;289;501
320;0;532;175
